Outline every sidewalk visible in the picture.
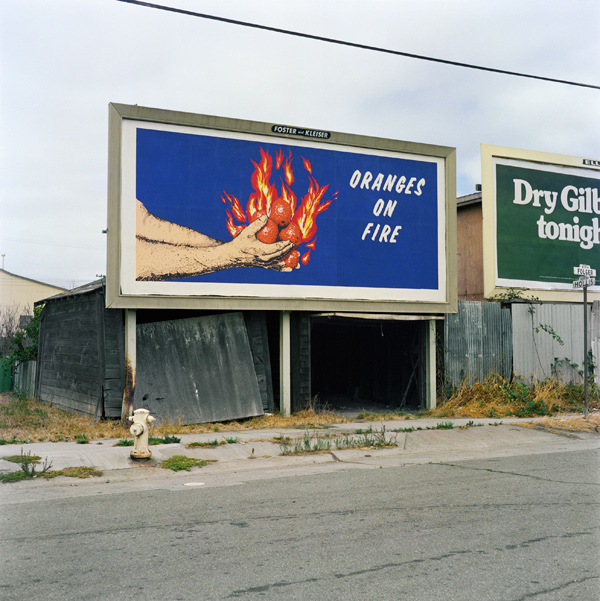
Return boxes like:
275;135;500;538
1;416;598;478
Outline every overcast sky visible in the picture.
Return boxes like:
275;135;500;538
1;0;598;289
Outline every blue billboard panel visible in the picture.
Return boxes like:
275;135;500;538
135;127;439;290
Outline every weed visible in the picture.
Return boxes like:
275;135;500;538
435;421;454;430
356;410;408;421
222;436;240;444
187;439;222;448
0;471;32;483
2;452;42;464
149;436;181;445
75;434;89;444
41;467;103;479
0;435;30;445
160;455;208;472
280;427;397;455
0;448;53;482
114;438;134;447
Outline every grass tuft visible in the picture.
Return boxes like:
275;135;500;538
160;455;209;472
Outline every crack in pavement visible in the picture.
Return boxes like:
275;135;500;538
433;461;600;486
507;575;600;600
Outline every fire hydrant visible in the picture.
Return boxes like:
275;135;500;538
127;408;155;459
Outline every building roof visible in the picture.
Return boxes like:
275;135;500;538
457;192;482;208
0;268;67;291
34;278;105;305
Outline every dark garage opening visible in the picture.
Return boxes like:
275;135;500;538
310;316;426;415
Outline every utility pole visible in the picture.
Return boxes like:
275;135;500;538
573;264;595;419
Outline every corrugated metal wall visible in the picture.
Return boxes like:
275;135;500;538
444;301;512;386
512;303;591;383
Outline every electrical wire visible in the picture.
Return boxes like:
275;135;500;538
117;0;599;90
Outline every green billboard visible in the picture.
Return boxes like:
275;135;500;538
482;145;600;302
496;161;600;286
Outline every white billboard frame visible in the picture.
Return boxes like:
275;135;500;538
107;103;456;313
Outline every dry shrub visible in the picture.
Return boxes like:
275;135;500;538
242;407;347;430
0;393;347;443
0;393;125;443
432;375;600;419
520;414;600;433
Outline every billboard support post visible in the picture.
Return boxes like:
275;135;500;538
121;309;137;423
280;311;291;417
425;319;437;410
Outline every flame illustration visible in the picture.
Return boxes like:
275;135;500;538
222;147;336;265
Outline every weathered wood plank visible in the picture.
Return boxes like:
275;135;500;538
244;311;274;413
135;312;264;424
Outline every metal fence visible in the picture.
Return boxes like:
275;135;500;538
512;302;591;383
445;300;600;386
444;301;512;387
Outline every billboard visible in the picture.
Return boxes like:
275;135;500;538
482;144;600;302
107;104;456;312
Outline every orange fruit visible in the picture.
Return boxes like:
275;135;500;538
269;199;293;228
278;222;302;246
256;218;279;244
249;209;266;223
283;250;300;269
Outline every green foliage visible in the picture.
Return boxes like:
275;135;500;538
535;324;564;345
4;306;43;368
0;435;30;445
512;399;552;418
114;438;134;447
485;288;540;303
158;435;181;444
75;434;89;444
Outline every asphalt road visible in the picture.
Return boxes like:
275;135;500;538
1;448;598;601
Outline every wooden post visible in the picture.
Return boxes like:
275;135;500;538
121;309;137;423
425;319;437;410
280;311;291;417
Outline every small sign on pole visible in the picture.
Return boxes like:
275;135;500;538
573;264;594;419
573;265;596;278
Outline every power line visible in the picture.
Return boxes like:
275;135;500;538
117;0;599;90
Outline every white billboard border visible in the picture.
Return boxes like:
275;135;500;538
107;103;457;314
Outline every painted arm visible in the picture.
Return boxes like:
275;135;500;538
135;200;294;281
